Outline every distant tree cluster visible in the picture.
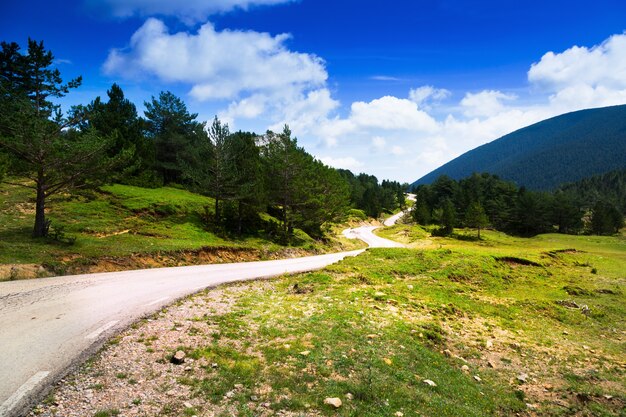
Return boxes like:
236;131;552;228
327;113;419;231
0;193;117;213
411;173;625;237
0;39;406;241
337;171;406;218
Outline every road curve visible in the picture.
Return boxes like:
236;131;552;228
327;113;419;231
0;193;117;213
0;223;406;417
1;250;370;417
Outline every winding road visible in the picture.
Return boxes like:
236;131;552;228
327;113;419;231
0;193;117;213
0;202;412;417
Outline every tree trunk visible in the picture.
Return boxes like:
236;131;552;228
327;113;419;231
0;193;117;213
33;179;47;237
237;200;243;236
282;205;288;237
477;226;481;239
214;196;220;225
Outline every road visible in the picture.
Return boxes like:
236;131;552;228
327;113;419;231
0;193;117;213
384;193;416;227
0;220;409;417
342;225;404;248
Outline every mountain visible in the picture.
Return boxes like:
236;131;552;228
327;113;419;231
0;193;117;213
412;105;626;190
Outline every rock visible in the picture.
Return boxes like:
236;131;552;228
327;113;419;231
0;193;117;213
225;390;235;398
234;384;244;389
473;375;482;382
383;358;392;365
443;349;452;357
374;291;386;298
324;397;342;408
485;340;493;349
183;402;193;408
582;345;590;350
517;373;528;383
170;350;186;364
526;403;538;410
461;365;470;373
211;362;219;368
562;330;569;335
366;334;378;339
395;412;404;417
250;395;259;401
423;379;437;387
603;394;613;400
487;360;497;368
345;393;354;400
299;350;311;356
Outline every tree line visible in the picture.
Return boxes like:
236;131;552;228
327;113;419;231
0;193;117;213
0;39;405;240
411;172;625;237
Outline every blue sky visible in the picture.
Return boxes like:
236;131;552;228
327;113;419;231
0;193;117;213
3;0;626;182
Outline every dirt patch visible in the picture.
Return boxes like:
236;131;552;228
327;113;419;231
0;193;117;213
494;256;542;267
0;264;49;280
44;246;322;276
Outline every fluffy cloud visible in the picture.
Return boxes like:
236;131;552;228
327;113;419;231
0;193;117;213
460;90;517;117
318;156;364;171
528;33;626;113
529;33;626;91
349;96;438;132
91;0;293;23
104;19;327;101
299;33;626;181
408;85;451;107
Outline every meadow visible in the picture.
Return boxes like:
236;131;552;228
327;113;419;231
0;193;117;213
37;225;625;417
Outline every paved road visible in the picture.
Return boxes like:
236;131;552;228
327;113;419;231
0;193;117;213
384;194;416;227
1;250;374;417
342;225;404;248
0;222;408;417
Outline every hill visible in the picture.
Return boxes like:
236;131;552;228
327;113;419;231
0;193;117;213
412;105;626;190
0;182;360;279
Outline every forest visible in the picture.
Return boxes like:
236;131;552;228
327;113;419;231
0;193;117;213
0;39;405;241
411;171;625;237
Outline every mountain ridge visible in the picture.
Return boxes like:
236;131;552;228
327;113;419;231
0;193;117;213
412;105;626;190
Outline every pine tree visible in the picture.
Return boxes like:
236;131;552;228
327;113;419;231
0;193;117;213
464;201;489;238
144;91;205;185
0;39;126;237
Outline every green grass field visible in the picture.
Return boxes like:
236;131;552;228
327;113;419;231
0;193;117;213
85;226;623;416
0;182;361;279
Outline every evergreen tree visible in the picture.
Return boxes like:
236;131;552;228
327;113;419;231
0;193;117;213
81;84;154;184
144;91;205;185
206;116;235;226
0;39;126;237
440;198;456;235
551;191;582;234
590;201;624;235
464;201;489;238
227;131;265;234
262;126;309;240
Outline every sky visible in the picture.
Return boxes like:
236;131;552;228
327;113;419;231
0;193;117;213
3;0;626;183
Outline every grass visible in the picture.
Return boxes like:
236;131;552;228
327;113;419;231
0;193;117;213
165;227;625;416
0;181;358;278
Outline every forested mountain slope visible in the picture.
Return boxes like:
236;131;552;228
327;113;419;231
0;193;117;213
412;105;626;190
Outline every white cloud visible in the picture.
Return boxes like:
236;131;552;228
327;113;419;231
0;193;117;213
460;90;517;117
286;33;626;181
408;85;451;107
349;96;439;132
104;18;327;101
318;156;364;171
92;0;293;23
371;75;401;81
372;136;386;150
528;33;626;91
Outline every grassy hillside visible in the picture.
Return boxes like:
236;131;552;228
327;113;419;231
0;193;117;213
0;182;360;279
413;105;626;190
36;227;625;416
